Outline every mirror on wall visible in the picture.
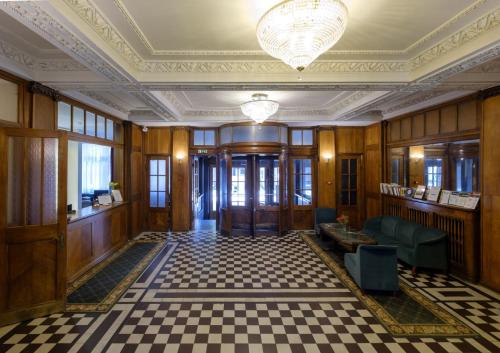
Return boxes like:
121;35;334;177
388;139;479;192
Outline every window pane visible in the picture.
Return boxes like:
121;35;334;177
205;130;215;145
350;191;357;205
302;130;313;145
194;130;204;145
303;159;312;173
341;159;348;174
158;192;166;207
292;130;302;145
150;175;158;191
150;160;158;175
350;159;357;172
73;107;85;134
150;192;157;207
158;175;166;191
350;175;357;188
86;111;95;136
158;160;166;175
341;191;349;205
96;115;106;138
106;119;114;140
57;101;71;131
80;143;111;194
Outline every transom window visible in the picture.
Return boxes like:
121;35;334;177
193;129;216;146
293;159;312;206
291;129;313;145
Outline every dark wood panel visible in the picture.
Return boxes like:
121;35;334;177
390;120;401;142
317;129;335;208
144;128;171;155
32;94;55;131
458;100;478;131
364;123;382;220
171;128;190;231
335;127;364;154
412;114;425;138
425;110;440;135
66;204;128;282
480;93;500;292
440;105;458;134
401;117;411;140
291;209;313;229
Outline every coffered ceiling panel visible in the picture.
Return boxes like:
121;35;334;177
93;0;476;57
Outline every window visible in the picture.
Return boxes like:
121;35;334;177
293;159;312;206
258;158;279;206
85;111;95;136
73;107;85;134
211;166;217;212
193;129;216;146
96;115;106;138
149;159;167;208
424;158;442;187
231;160;246;206
106;119;114;140
81;143;112;195
57;101;72;131
340;158;358;206
456;158;478;192
291;129;313;145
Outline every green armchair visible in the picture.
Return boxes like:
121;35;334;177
314;208;337;235
344;245;399;292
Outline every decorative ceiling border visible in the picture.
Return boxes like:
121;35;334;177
58;0;500;75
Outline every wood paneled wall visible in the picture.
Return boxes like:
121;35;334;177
144;127;171;155
171;127;190;231
387;96;480;145
335;127;365;228
317;128;335;208
364;123;382;219
480;92;500;292
125;123;144;237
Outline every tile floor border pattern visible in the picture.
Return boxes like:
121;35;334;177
0;230;498;353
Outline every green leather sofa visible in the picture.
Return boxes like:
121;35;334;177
362;216;448;274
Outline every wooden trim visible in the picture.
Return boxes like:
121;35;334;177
0;301;65;327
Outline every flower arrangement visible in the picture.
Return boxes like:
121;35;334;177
336;214;349;225
109;181;120;190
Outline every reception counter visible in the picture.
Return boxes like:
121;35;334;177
67;202;129;282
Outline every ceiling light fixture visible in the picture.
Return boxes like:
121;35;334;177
256;0;349;72
240;93;279;124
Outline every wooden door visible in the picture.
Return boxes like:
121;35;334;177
337;154;363;228
146;157;170;231
0;128;67;326
231;156;254;235
254;156;280;235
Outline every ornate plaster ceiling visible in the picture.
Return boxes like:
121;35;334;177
0;0;498;125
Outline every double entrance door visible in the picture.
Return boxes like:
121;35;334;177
228;154;282;235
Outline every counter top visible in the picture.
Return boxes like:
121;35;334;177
67;201;128;223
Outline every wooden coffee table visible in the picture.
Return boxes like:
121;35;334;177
319;223;377;252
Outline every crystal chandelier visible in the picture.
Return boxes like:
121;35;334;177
240;94;279;124
256;0;349;71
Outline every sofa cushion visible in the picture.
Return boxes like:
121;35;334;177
397;222;422;247
374;234;399;246
380;216;401;238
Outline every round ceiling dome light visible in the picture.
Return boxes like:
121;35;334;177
240;93;279;124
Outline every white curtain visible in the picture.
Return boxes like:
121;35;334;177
81;143;111;194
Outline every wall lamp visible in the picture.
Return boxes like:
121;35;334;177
323;153;332;164
176;152;185;163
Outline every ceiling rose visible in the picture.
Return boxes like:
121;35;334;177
240;93;279;124
256;0;349;71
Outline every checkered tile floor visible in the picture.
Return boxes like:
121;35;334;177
0;230;498;353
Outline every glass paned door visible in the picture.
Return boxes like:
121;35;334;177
255;156;280;234
147;157;170;231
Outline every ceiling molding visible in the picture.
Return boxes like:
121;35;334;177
78;91;130;114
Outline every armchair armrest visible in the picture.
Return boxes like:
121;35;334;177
417;235;446;245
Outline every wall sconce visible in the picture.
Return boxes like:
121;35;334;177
176;152;185;163
323;153;332;164
409;152;424;159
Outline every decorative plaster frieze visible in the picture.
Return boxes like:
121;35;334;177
410;9;500;70
0;37;36;70
79;91;130;114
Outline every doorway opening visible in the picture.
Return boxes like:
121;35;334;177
192;155;217;231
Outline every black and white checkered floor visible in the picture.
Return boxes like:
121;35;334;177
0;230;498;353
